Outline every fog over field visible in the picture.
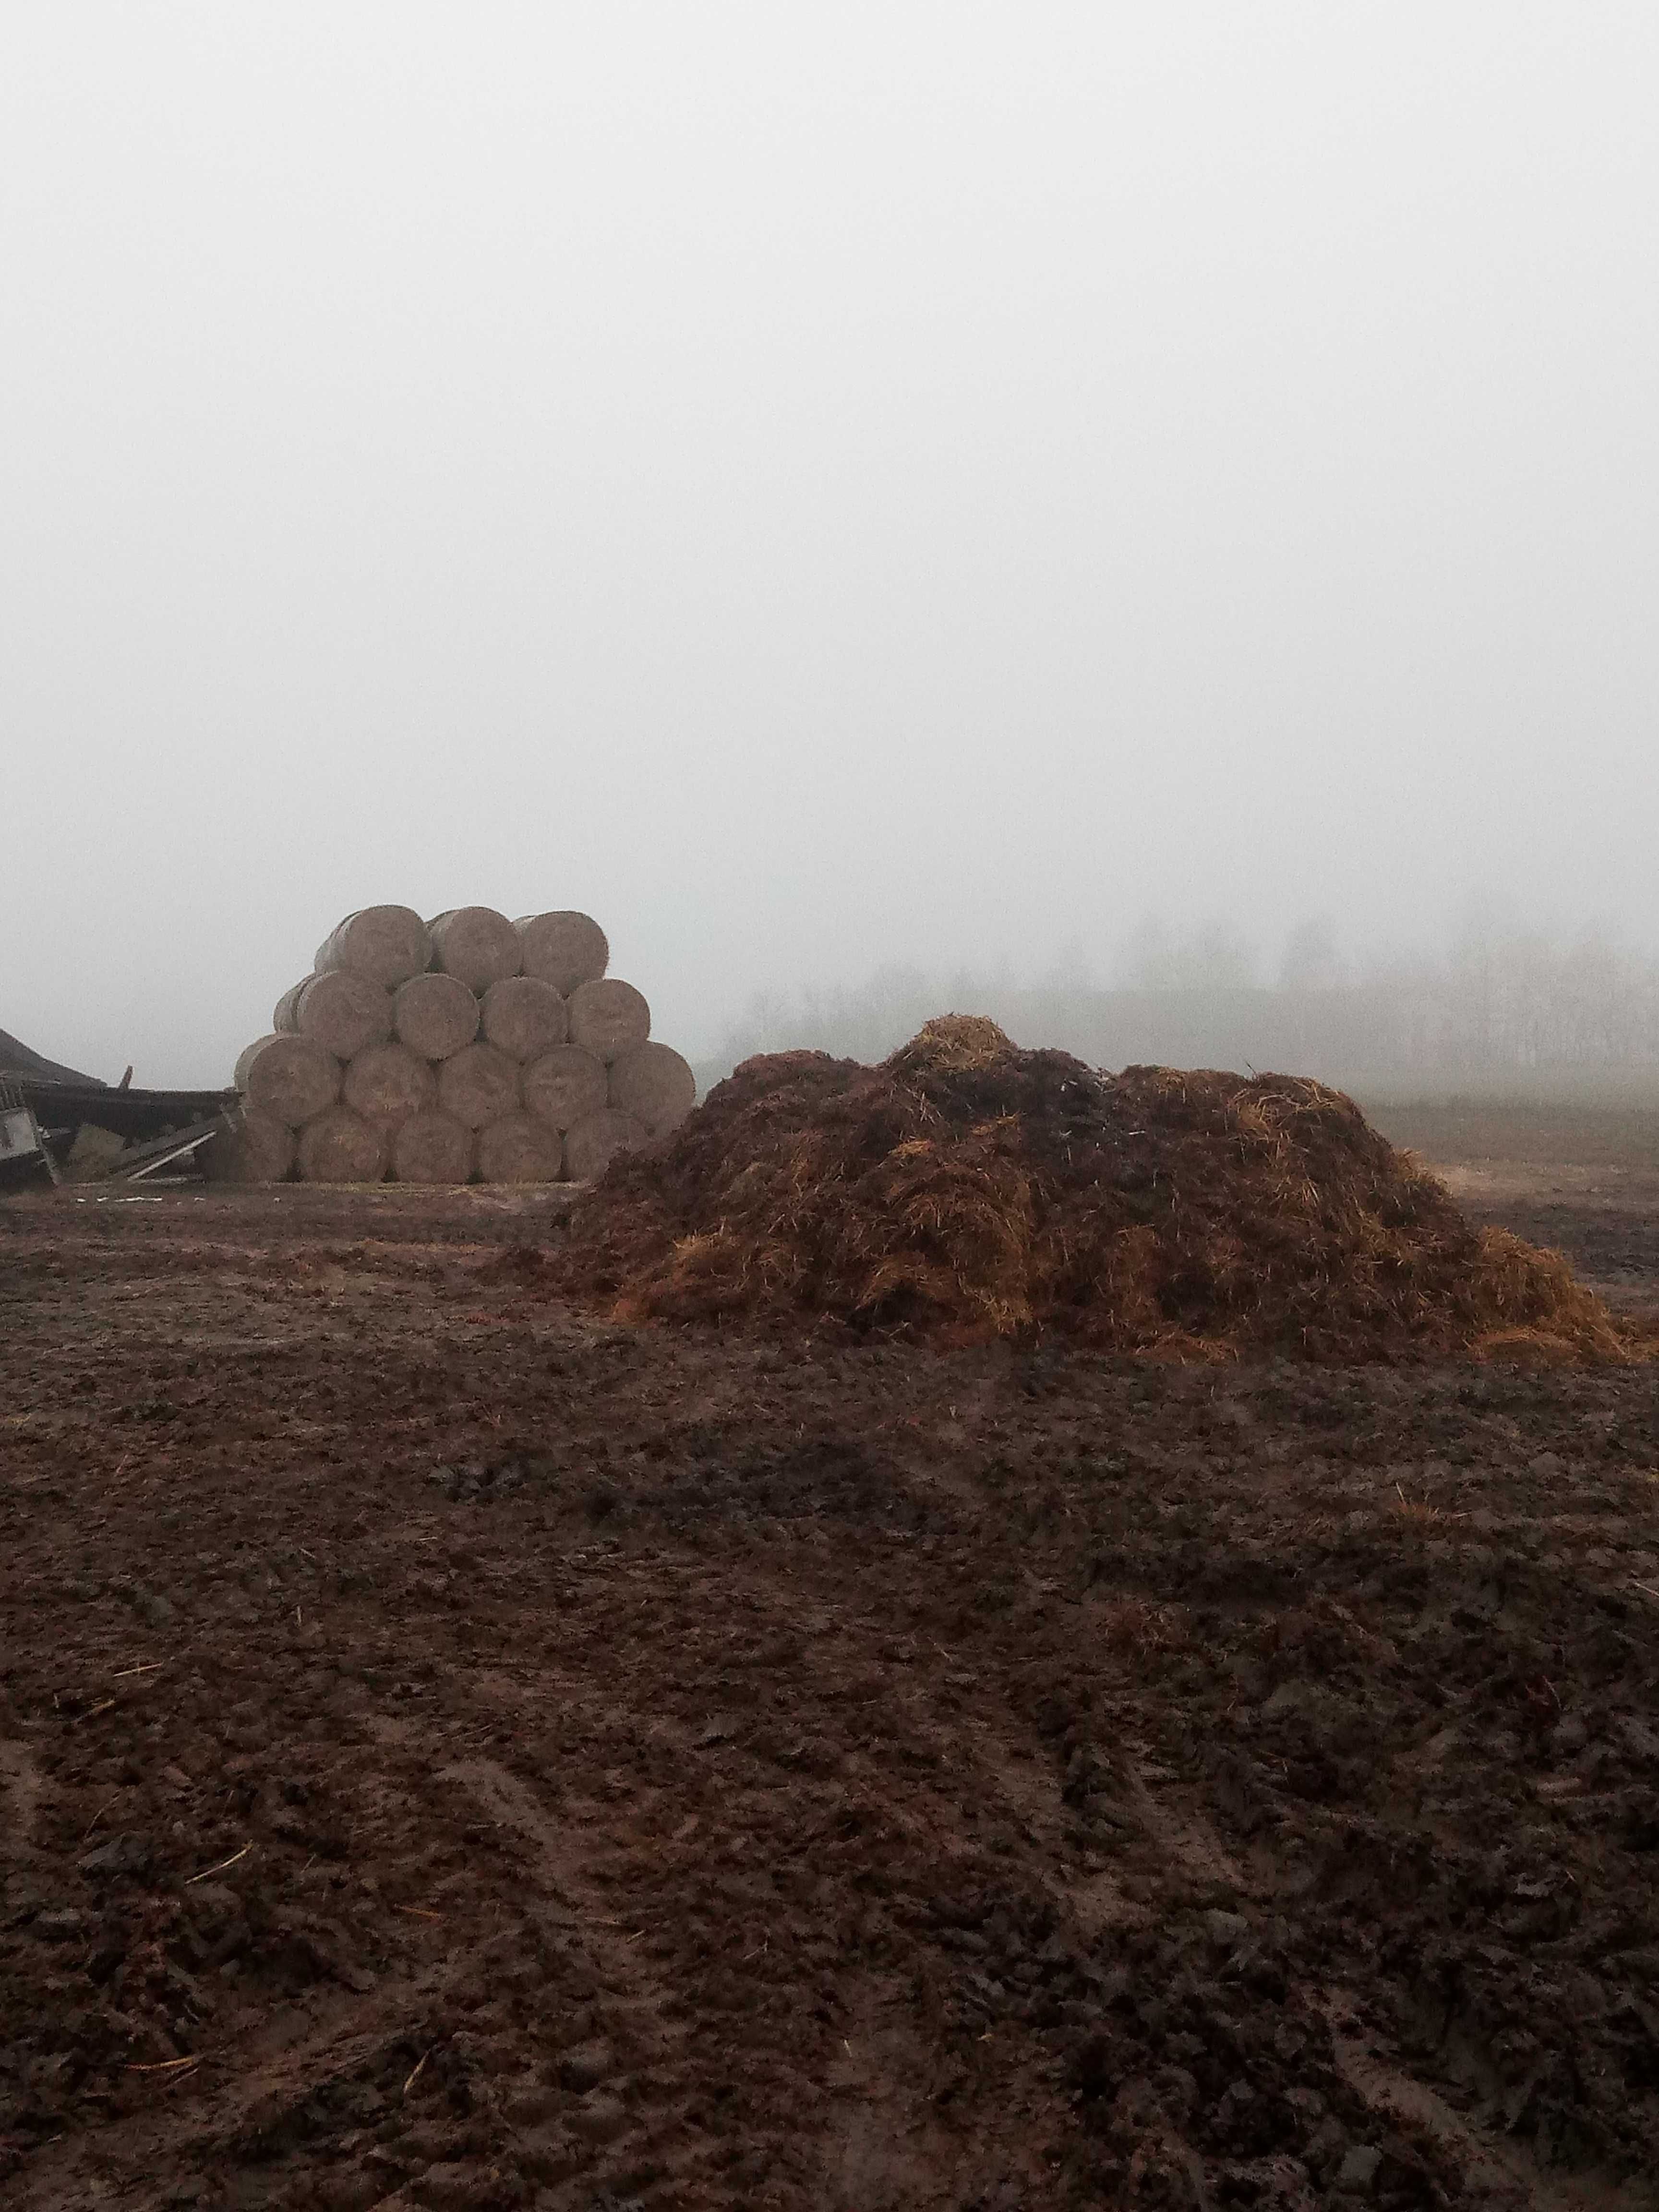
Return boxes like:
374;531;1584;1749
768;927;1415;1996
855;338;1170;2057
2;7;1656;1087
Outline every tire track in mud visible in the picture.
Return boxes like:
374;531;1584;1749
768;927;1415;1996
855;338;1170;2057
4;1190;1659;2208
426;1754;707;2183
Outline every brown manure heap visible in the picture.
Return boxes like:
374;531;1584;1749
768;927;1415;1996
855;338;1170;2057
558;1015;1629;1360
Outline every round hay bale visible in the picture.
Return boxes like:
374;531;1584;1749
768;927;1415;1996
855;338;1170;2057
563;1106;648;1182
297;1106;388;1184
201;1106;295;1184
393;972;479;1060
476;1112;565;1184
273;979;310;1033
567;977;650;1062
522;1044;609;1131
428;907;521;992
287;971;393;1060
481;975;567;1060
607;1042;696;1136
516;911;609;995
342;1041;438;1125
390;1109;475;1184
437;1041;520;1129
315;906;432;987
235;1035;341;1128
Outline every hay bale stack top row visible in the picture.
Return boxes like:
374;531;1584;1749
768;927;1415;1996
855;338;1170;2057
221;905;694;1185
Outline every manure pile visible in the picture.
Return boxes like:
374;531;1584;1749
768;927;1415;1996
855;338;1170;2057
218;904;694;1185
559;1015;1626;1359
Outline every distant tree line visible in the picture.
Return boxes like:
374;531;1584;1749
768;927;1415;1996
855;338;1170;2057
705;926;1659;1099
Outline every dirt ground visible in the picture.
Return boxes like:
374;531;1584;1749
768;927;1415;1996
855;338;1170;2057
3;1108;1659;2211
1367;1102;1659;1330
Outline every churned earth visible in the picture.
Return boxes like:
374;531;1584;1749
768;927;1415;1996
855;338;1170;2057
1;1139;1658;2212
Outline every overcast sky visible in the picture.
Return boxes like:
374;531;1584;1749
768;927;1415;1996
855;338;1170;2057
3;5;1656;1082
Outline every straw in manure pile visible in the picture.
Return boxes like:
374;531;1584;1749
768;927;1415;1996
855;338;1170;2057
550;1019;1632;1362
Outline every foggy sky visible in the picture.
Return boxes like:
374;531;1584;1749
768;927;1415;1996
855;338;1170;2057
3;5;1656;1084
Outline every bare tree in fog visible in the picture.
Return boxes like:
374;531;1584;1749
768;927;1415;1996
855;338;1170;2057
709;919;1659;1102
1278;918;1345;993
1116;918;1259;993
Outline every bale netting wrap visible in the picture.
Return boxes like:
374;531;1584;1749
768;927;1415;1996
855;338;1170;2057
607;1041;696;1136
522;1044;608;1131
391;1109;475;1185
437;1041;520;1130
297;1106;388;1184
481;975;567;1061
235;1034;341;1129
548;1017;1635;1362
428;907;521;993
275;971;393;1060
516;910;609;996
342;1041;439;1125
563;1106;648;1182
393;972;480;1061
568;977;650;1062
201;1106;295;1184
476;1112;565;1184
314;906;432;988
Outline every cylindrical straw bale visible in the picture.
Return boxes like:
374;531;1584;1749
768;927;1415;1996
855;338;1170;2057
283;971;393;1060
390;1109;475;1185
476;1112;565;1184
342;1041;438;1125
516;911;609;995
393;972;479;1060
273;979;310;1033
563;1107;648;1182
314;906;432;987
607;1042;697;1136
481;975;567;1060
297;1106;388;1184
201;1106;295;1184
427;907;521;992
235;1035;341;1128
521;1044;608;1131
436;1041;520;1129
567;978;650;1062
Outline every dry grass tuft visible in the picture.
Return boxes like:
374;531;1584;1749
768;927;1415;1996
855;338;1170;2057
1393;1486;1454;1525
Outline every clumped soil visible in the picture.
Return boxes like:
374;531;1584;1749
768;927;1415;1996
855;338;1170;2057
2;1183;1658;2210
556;1020;1626;1362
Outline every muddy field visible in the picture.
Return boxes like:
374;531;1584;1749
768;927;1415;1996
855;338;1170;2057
2;1109;1659;2211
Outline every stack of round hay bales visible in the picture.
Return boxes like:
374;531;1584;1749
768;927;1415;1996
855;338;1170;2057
216;902;696;1187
